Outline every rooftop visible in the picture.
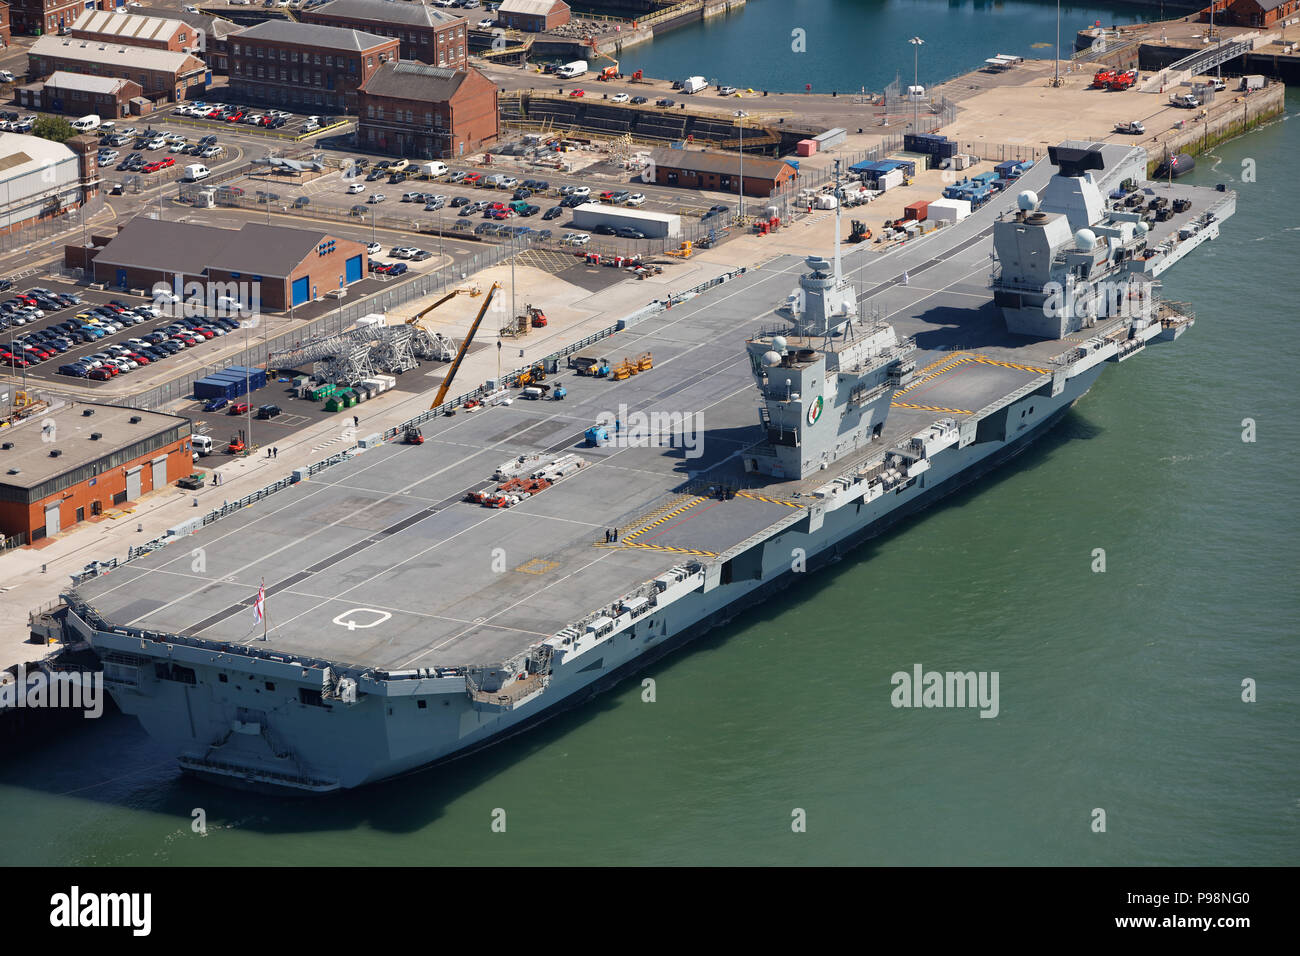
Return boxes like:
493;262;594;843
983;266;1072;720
497;0;568;15
649;147;795;179
92;219;344;279
30;36;205;73
72;9;187;44
237;19;396;52
359;60;474;101
0;132;76;187
135;6;244;39
308;0;467;28
0;404;189;492
43;71;135;95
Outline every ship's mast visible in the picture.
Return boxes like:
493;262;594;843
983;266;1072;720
832;158;843;283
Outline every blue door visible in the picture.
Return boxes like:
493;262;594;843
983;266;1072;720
344;254;362;284
291;276;309;307
116;269;127;288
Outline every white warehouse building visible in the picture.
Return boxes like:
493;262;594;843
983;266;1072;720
570;203;681;239
0;133;92;238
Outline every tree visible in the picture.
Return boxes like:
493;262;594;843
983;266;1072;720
31;115;76;144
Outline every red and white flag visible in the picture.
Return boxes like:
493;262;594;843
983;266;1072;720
253;579;265;624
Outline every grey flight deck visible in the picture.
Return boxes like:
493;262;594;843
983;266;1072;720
74;144;1195;671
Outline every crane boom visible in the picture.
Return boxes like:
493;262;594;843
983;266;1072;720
431;281;500;409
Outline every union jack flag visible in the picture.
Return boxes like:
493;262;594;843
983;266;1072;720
253;579;265;624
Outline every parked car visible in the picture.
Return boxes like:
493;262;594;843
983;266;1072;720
611;93;630;103
543;206;564;220
626;193;647;206
368;193;386;203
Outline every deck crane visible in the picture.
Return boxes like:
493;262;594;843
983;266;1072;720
430;281;501;410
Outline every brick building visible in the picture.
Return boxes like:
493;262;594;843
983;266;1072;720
647;148;797;197
17;71;143;118
77;219;369;311
299;0;467;68
8;0;83;37
495;0;570;33
137;6;245;73
0;404;193;545
28;35;208;101
357;60;497;159
0;2;11;49
1223;0;1299;26
228;20;399;113
71;9;200;53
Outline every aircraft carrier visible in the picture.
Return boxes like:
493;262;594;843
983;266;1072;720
52;141;1235;792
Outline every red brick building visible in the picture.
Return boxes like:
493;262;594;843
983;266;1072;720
229;19;399;113
8;0;82;37
299;0;468;68
78;219;369;311
71;9;200;53
28;35;209;101
17;71;144;118
1222;0;1299;26
0;2;12;49
357;61;497;159
648;148;797;197
0;404;193;545
495;0;570;33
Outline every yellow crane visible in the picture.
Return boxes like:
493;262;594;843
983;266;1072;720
430;282;501;410
403;286;478;332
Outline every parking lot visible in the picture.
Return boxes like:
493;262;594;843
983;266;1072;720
218;156;738;258
0;282;261;390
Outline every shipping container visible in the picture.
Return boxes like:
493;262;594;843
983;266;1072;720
903;201;929;222
927;198;971;222
796;139;818;157
813;127;846;150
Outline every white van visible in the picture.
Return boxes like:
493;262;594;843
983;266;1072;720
681;76;707;94
192;435;214;457
71;114;100;132
183;164;211;182
420;161;449;178
556;60;587;79
906;85;925;100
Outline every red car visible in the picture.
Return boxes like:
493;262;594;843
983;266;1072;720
227;111;244;123
230;402;250;415
143;161;162;173
129;352;150;365
192;327;215;339
489;208;512;220
159;157;175;168
463;172;481;186
569;89;585;98
88;368;112;381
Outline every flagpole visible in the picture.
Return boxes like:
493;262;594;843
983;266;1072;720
262;577;267;642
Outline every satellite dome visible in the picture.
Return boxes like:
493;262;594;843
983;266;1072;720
1075;228;1098;251
1017;190;1040;211
771;336;788;354
1137;220;1150;234
762;350;782;368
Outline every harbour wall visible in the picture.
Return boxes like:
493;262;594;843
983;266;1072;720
1145;81;1285;174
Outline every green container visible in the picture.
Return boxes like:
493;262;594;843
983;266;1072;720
309;383;338;402
324;396;345;412
341;390;358;408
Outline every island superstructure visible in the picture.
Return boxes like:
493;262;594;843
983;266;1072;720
48;141;1235;792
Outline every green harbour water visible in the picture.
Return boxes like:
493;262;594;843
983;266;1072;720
1;13;1296;869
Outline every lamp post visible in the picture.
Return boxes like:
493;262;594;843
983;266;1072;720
735;109;748;220
909;37;924;130
1055;0;1061;88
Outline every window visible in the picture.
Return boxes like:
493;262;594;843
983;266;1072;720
325;55;332;67
424;112;432;125
314;71;321;86
280;69;287;81
376;106;383;120
233;43;240;54
280;49;287;61
313;54;320;65
405;109;413;123
367;56;373;67
291;50;298;62
367;104;374;118
257;46;264;58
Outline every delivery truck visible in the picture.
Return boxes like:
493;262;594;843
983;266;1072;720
680;76;707;94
